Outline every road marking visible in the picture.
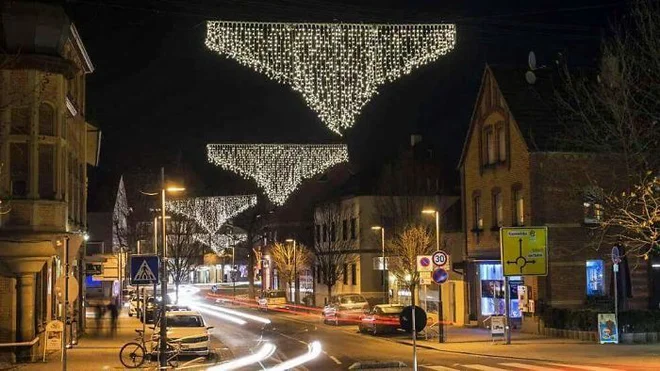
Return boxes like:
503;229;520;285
463;365;508;371
499;363;560;371
329;355;342;365
422;366;460;371
546;363;622;371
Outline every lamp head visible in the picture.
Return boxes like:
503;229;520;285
371;226;382;230
166;186;185;193
422;209;437;214
285;238;295;243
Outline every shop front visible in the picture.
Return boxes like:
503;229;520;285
469;261;523;328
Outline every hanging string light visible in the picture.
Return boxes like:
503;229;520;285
193;233;247;254
166;195;257;237
207;143;349;206
205;21;456;134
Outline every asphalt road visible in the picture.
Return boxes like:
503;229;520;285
186;291;639;371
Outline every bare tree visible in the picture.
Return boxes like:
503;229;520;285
313;202;356;302
167;214;205;303
386;225;433;306
556;0;660;255
270;241;310;303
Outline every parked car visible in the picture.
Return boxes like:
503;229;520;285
128;295;139;317
257;290;287;311
142;296;172;323
322;294;369;325
152;311;213;357
358;304;405;335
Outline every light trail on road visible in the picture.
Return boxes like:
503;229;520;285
207;343;277;371
194;305;247;325
266;341;322;371
195;302;272;324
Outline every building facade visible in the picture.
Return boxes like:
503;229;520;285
459;65;649;332
0;2;99;360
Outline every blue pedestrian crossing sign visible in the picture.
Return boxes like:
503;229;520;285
130;255;159;285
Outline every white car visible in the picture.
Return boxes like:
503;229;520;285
153;311;213;357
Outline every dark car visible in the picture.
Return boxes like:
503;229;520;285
322;294;369;325
142;296;172;323
358;304;405;335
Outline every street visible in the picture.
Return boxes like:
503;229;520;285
186;290;657;371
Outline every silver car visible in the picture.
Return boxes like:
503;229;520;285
323;294;369;325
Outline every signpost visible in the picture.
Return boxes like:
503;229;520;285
500;227;548;345
611;245;622;338
130;255;160;285
416;256;433;272
431;250;450;343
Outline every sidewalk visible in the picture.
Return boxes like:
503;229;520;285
398;326;660;369
21;309;143;370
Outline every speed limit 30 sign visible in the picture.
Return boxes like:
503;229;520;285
432;250;449;267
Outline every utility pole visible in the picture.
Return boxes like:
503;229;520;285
62;236;69;371
159;167;168;368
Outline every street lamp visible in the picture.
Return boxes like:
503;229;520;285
285;239;297;304
371;226;387;304
422;208;444;344
158;168;185;368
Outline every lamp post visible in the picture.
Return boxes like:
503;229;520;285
157;167;185;368
422;208;444;343
285;239;297;304
371;226;387;304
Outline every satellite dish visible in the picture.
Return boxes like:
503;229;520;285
525;71;537;85
528;51;537;70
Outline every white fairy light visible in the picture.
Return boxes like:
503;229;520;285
193;233;247;254
207;143;349;206
167;195;257;236
205;21;456;134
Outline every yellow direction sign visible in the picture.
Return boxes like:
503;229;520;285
500;227;548;276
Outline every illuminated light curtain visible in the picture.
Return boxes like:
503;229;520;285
166;195;257;237
193;233;247;254
205;22;457;134
207;143;349;206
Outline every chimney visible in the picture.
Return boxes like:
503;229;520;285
410;134;422;147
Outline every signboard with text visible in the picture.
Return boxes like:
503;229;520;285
500;227;548;277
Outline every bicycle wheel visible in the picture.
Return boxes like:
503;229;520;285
119;342;146;368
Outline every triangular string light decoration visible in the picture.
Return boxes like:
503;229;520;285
207;144;349;206
205;21;456;134
193;233;247;254
166;195;257;237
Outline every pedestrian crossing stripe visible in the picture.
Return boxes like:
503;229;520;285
134;260;157;281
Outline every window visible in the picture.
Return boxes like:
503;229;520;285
322;224;327;242
513;188;524;226
343;264;348;284
492;190;504;227
39;144;55;199
484;128;496;165
342;220;348;240
10;143;29;197
586;260;605;296
39;103;55;136
479;263;522;318
473;195;483;230
351;264;357;285
584;202;604;224
497;124;506;161
11;107;30;135
350;218;357;240
330;222;336;242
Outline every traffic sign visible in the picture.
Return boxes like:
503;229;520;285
611;245;621;264
55;276;79;302
432;267;449;284
130;255;159;285
416;255;433;272
432;250;449;267
399;305;427;333
500;227;548;276
419;271;432;285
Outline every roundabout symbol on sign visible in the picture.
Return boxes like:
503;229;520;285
432;250;449;267
432;267;449;284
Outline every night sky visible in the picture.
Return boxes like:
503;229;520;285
64;0;623;202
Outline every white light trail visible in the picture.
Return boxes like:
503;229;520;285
208;343;277;371
266;341;322;371
195;306;246;326
195;302;271;324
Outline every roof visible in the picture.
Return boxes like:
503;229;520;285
458;64;563;168
489;66;562;152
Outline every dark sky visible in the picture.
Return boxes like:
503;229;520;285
65;0;624;200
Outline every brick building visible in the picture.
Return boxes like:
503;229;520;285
458;65;650;332
0;2;99;360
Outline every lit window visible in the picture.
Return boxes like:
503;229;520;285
584;202;604;224
497;125;506;161
473;195;483;230
513;189;524;226
478;263;522;318
485;129;496;165
493;191;503;227
586;260;605;296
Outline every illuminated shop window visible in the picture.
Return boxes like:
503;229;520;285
586;260;605;296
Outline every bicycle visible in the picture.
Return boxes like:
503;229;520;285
119;329;182;368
